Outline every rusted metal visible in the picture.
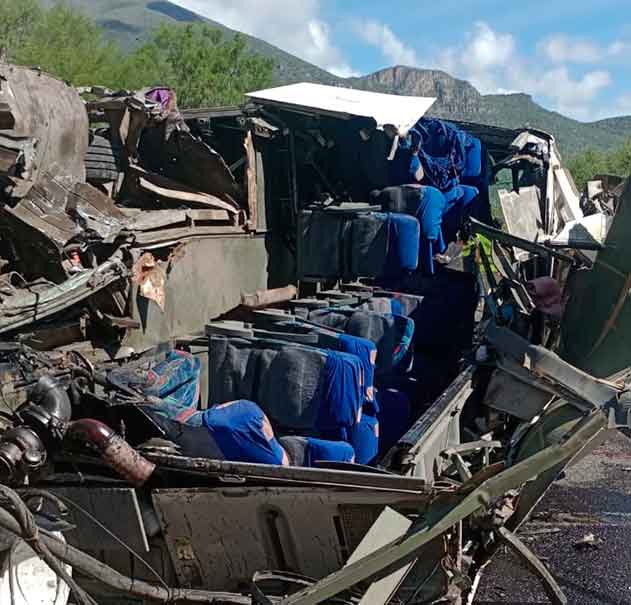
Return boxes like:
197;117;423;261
241;285;297;309
66;419;155;486
132;252;166;312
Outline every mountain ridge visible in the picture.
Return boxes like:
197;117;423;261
43;0;631;154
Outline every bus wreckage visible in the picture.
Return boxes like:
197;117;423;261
0;62;629;604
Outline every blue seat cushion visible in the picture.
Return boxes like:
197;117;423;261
279;436;355;467
309;309;415;377
462;134;482;178
109;350;201;423
384;212;420;277
202;400;289;465
348;411;379;465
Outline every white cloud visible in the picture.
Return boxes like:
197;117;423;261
436;21;515;93
433;21;614;120
172;0;357;77
353;20;418;67
538;34;630;64
461;22;515;71
531;67;612;120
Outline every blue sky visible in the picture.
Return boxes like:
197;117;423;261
174;0;631;121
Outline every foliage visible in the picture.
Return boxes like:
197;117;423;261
568;139;631;191
125;24;275;107
0;1;274;106
12;3;129;87
0;0;41;58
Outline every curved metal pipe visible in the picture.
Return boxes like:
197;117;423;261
29;376;72;424
66;419;155;486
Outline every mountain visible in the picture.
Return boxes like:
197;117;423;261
349;66;631;154
45;0;631;155
590;116;631;138
41;0;340;84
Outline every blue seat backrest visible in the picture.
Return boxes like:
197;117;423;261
208;336;363;440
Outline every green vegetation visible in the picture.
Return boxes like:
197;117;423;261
0;1;273;106
127;24;274;106
3;0;631;151
568;139;631;191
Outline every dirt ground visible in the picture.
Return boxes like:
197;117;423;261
474;430;631;604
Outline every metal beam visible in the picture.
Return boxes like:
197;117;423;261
279;412;606;605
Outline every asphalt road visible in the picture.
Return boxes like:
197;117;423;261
474;430;631;604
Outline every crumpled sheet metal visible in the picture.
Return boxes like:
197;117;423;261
4;176;130;248
0;64;88;190
127;165;239;216
87;86;244;209
84;86;177;123
132;252;166;312
0;256;128;334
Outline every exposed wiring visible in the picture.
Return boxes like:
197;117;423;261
0;485;97;605
50;491;170;591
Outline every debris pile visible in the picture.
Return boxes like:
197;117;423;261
0;66;629;605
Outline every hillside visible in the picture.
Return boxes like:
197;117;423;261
43;0;631;154
348;66;631;153
40;0;340;84
590;116;631;137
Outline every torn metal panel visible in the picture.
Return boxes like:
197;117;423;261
139;127;244;207
125;165;240;216
484;369;552;420
344;507;414;605
3;175;129;250
279;413;607;605
498;186;544;261
246;83;435;136
0;64;88;187
487;323;620;410
0;255;127;334
561;178;631;377
549;212;610;250
153;487;421;591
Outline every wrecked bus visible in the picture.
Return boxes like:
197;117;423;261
0;62;628;604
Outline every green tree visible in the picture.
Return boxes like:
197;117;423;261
0;0;41;60
567;148;606;192
12;3;130;87
607;138;631;177
568;139;631;192
125;24;274;107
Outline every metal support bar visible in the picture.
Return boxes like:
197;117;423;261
452;453;473;482
279;412;606;605
469;218;574;263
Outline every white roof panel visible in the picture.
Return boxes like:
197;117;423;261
246;82;435;135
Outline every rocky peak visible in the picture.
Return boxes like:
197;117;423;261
353;66;482;117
